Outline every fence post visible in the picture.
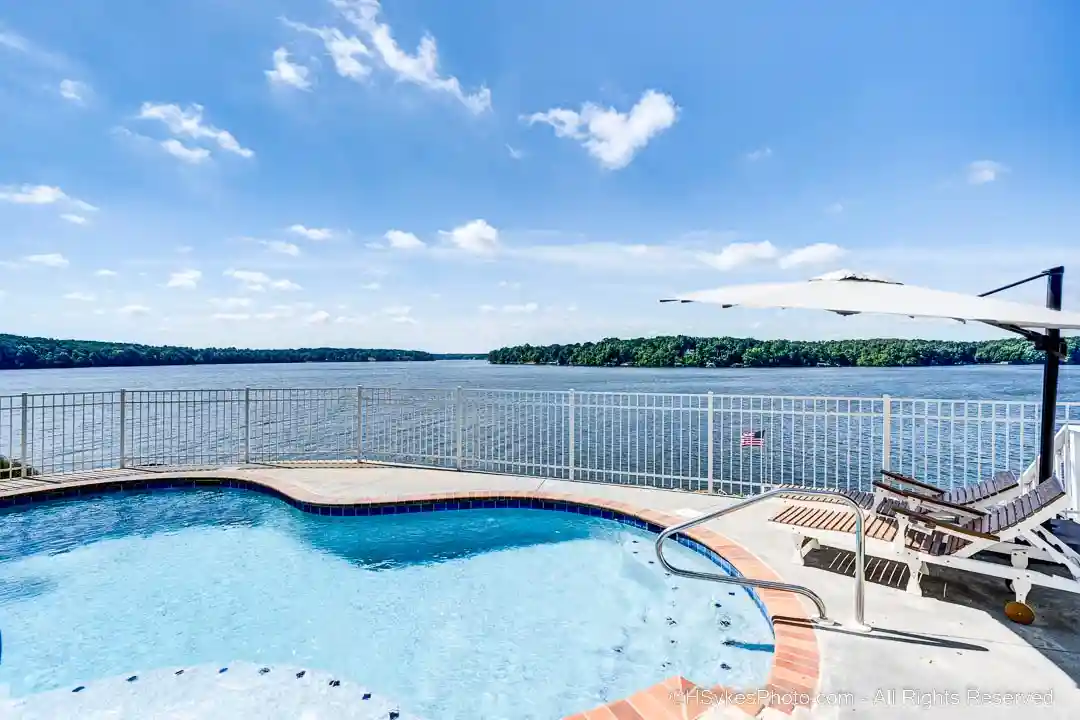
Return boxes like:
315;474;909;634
19;393;28;478
707;391;715;494
243;388;251;464
357;386;364;463
455;386;464;471
118;389;127;468
568;389;576;481
881;395;892;472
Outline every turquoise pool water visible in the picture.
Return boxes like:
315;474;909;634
0;490;775;718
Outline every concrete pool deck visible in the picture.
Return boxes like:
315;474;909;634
4;464;1080;719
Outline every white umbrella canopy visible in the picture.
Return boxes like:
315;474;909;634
661;270;1080;332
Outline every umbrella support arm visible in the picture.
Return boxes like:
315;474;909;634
980;268;1065;483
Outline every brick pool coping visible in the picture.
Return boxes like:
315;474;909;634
0;473;822;719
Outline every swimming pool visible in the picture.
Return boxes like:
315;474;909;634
0;488;775;718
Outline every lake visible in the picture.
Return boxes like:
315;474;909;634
1;361;1079;401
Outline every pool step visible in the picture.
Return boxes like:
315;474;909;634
3;661;423;720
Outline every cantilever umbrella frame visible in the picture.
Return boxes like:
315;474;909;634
662;266;1070;482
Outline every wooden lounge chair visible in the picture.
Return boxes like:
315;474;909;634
771;476;1080;623
775;469;1021;519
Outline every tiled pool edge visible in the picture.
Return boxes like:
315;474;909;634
0;473;822;720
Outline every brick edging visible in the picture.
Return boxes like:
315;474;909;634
0;473;821;719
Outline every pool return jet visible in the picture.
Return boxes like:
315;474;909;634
655;267;1080;630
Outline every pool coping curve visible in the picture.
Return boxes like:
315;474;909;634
0;471;822;719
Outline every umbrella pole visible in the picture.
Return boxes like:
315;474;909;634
1038;267;1064;482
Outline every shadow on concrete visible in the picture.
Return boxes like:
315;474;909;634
803;546;1080;687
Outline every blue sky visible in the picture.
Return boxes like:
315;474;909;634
2;0;1079;353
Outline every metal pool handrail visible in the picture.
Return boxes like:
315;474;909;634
655;488;870;631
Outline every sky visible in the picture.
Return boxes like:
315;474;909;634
2;0;1079;353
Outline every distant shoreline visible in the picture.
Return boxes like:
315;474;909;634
0;333;485;371
487;335;1080;369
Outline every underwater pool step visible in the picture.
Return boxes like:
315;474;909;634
3;661;423;720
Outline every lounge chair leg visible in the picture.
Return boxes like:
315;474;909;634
1010;550;1029;570
904;557;924;595
792;535;817;564
1011;576;1033;605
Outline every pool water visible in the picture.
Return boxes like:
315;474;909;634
0;490;775;719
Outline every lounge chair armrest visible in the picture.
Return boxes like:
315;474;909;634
893;506;1000;543
871;481;986;520
879;469;945;495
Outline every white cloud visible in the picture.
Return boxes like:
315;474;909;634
0;184;97;211
506;144;524;160
0;28;30;53
59;78;90;103
825;202;844;215
212;313;250;321
94;268;117;277
289;224;333;241
161;138;211;164
118;304;150;316
382;304;411;316
225;269;271;289
137;102;254;159
62;291;95;302
442;219;499;254
524;90;678;170
698;241;780;271
498;280;521;289
334;314;367;325
479;304;496;313
778;243;846;269
266;47;312;90
283;21;372;80
286;0;491;113
392;314;418;324
210;297;252;310
360;281;381;290
25;252;69;267
306;310;331;324
263;240;301;256
502;302;539;314
270;278;303;291
967;160;1007;185
745;147;773;161
384;229;424;250
166;269;202;288
61;213;88;225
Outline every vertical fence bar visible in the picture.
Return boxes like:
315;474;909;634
568;389;576;481
19;393;28;477
455;386;464;471
706;391;715;494
357;386;364;462
243;387;251;464
118;389;127;468
881;394;892;472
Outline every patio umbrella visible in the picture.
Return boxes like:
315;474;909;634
661;267;1080;481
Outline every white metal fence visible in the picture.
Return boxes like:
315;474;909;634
2;387;1079;496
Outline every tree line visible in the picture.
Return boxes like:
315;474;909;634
0;333;450;370
488;335;1080;368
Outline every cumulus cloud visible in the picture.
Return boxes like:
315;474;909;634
285;0;491;113
224;269;302;292
166;269;202;288
161;139;211;164
289;224;333;241
61;213;88;225
442;219;499;254
384;229;424;250
266;47;312;90
745;147;773;161
59;78;90;103
25;253;69;267
94;268;117;277
263;240;302;256
967;160;1008;185
698;241;779;271
778;243;846;269
137;102;254;159
0;184;97;212
524;90;678;170
62;291;95;302
118;304;150;316
306;310;332;324
210;297;252;311
481;302;538;314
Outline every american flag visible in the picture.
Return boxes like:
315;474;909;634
740;429;765;447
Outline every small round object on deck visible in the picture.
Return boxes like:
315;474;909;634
1004;600;1035;625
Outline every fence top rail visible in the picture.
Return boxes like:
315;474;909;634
1;385;1079;407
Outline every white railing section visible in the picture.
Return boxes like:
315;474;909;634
1;387;1079;495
